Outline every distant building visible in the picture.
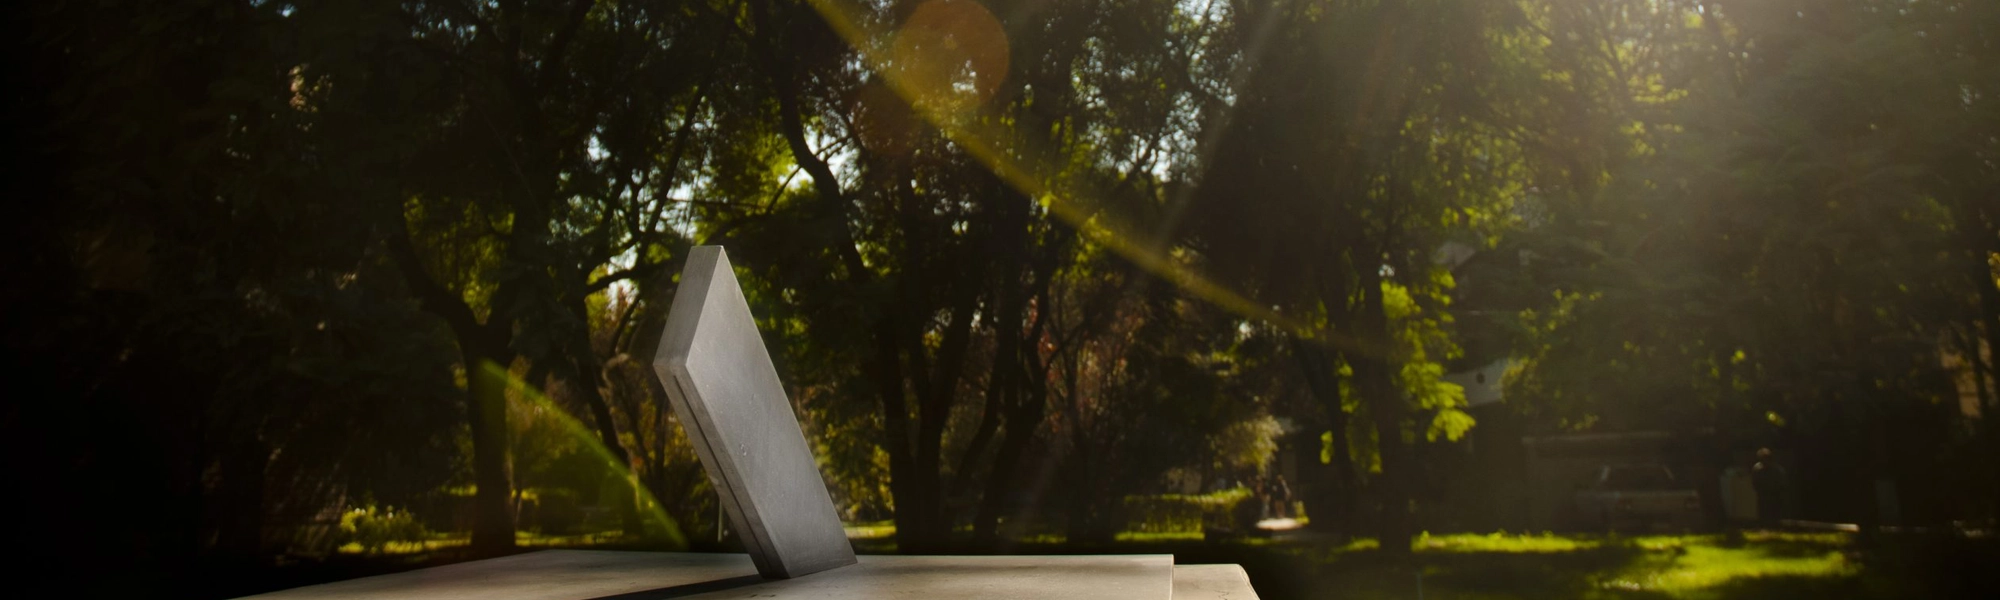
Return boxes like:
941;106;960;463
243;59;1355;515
1443;359;1509;408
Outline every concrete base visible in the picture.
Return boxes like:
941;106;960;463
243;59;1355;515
238;550;1256;599
1172;563;1261;599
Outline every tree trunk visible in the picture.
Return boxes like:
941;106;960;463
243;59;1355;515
1292;339;1355;536
1326;361;1359;533
965;348;1015;543
976;337;1048;546
975;397;1038;546
1353;273;1413;555
907;269;984;551
465;346;518;553
1065;423;1110;543
971;195;1036;545
867;310;934;552
386;215;518;553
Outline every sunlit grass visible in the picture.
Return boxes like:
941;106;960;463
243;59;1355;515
335;530;644;555
1416;531;1601;553
336;536;469;555
1639;545;1850;593
1116;531;1206;542
1394;531;1859;599
1334;537;1382;552
1595;533;1854;598
517;530;636;547
1016;532;1067;545
843;521;895;540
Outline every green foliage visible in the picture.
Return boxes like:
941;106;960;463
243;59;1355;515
1121;489;1255;534
1211;416;1283;474
337;506;431;554
1386;280;1475;442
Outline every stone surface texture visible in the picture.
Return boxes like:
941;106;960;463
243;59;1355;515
1172;563;1263;599
237;550;1183;599
652;246;856;578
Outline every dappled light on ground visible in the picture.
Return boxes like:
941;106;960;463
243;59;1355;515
1288;531;1976;600
1591;534;1853;598
1416;531;1601;553
687;524;1986;599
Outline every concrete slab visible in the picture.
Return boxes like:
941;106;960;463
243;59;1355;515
653;246;856;578
240;551;751;600
238;550;1177;600
1172;564;1262;600
696;553;1174;600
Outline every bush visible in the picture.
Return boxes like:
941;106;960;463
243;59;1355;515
1123;488;1255;534
337;506;430;552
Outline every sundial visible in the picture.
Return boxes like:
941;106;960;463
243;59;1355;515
239;246;1256;599
650;245;857;578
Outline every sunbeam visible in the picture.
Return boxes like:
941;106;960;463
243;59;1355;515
799;0;1376;350
482;360;689;548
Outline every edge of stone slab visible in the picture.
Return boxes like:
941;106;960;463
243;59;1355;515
1172;563;1261;600
237;550;1194;600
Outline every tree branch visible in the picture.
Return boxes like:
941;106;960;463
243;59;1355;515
385;211;496;351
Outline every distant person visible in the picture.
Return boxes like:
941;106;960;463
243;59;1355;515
1751;448;1788;525
1271;475;1293;519
1250;475;1270;521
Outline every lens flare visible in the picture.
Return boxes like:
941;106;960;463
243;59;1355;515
889;0;1010;116
481;360;688;548
802;0;1369;352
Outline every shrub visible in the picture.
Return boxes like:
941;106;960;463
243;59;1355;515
338;506;430;552
1123;488;1255;534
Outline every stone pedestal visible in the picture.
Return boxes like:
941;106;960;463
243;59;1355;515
237;549;1257;599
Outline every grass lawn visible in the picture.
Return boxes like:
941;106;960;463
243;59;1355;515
1224;530;1996;600
1381;531;1857;600
845;527;1992;600
333;530;642;555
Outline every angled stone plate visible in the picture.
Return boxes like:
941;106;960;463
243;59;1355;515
652;246;856;578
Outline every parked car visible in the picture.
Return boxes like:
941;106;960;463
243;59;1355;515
1574;464;1702;531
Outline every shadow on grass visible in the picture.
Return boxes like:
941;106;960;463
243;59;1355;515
1729;539;1841;559
1420;546;1664;600
1699;574;1868;600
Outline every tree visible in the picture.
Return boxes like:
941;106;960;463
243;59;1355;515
1506;0;2000;525
1186;0;1536;549
290;0;746;549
